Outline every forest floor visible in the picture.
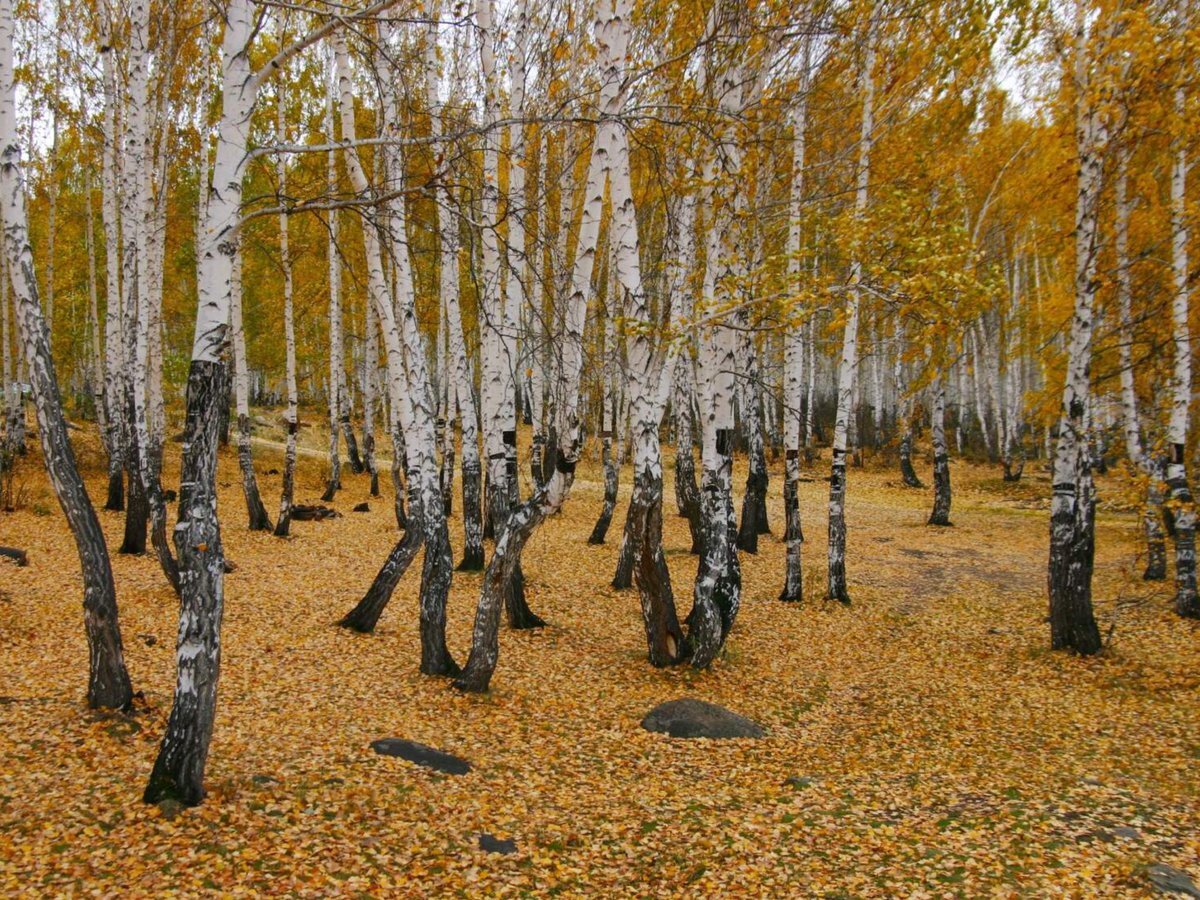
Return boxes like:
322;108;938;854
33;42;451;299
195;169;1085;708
1;421;1198;897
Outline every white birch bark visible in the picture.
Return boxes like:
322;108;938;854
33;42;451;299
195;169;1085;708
1047;0;1104;654
455;0;627;690
0;0;133;709
1168;8;1197;615
274;72;299;537
782;64;809;601
1115;147;1167;579
827;7;875;603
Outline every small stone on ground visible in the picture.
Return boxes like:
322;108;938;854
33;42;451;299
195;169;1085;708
478;833;518;854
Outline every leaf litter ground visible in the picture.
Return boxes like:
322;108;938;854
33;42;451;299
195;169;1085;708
1;428;1198;896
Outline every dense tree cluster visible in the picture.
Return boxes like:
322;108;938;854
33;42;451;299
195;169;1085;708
1;0;1196;805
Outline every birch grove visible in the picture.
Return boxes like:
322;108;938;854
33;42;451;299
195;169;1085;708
0;0;1197;815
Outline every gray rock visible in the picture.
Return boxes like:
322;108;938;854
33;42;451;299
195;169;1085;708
370;739;471;775
641;699;764;739
1148;864;1200;898
478;833;518;854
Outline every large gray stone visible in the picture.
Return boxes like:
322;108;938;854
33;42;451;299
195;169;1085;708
1148;864;1200;898
641;699;764;739
370;739;471;775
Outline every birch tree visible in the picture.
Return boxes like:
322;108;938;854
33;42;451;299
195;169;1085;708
1046;0;1108;655
0;0;133;710
827;5;876;604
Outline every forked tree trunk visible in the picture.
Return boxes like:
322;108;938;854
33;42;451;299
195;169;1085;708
335;28;458;676
1;8;134;708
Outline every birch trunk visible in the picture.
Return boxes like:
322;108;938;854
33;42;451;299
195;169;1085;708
144;0;259;805
1047;0;1103;654
827;10;875;604
453;0;628;691
362;294;380;496
588;291;619;545
100;16;124;509
781;74;808;601
1168;39;1197;617
335;29;458;674
231;247;271;530
273;81;299;538
928;373;951;525
670;196;702;556
896;326;923;489
1;1;133;708
1114;152;1166;580
425;6;483;569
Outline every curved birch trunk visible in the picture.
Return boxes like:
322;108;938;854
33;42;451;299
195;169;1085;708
454;0;630;691
0;5;133;709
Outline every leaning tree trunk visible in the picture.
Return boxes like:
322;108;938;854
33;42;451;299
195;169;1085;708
1;11;134;709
